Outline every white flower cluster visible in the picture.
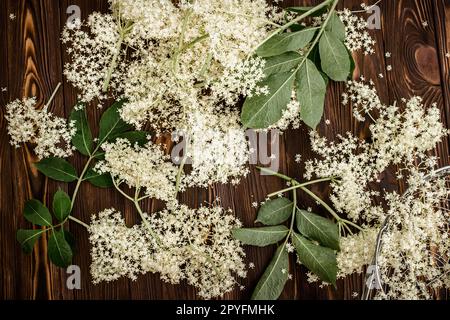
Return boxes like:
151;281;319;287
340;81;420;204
342;80;381;121
181;110;251;187
62;0;281;186
337;227;378;277
62;13;126;105
89;208;157;283
306;80;447;222
5;97;75;159
306;80;449;298
95;138;179;201
376;171;450;299
89;202;247;299
337;9;376;55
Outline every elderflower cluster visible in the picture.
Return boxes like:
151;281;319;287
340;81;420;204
306;80;447;223
337;9;376;55
89;208;157;283
62;12;126;105
306;80;449;299
181;110;251;187
337;227;378;278
342;80;381;121
89;203;247;299
5;97;75;159
95;139;179;201
375;171;450;299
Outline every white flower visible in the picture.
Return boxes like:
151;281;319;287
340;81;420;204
5;97;75;159
89;202;247;299
95;138;178;201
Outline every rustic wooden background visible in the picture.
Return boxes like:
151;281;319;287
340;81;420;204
1;0;449;300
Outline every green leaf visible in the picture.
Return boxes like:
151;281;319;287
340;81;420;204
23;199;52;226
251;245;289;300
17;229;45;254
85;168;113;188
327;12;346;41
98;100;132;145
70;105;93;156
296;210;340;250
48;229;73;268
256;28;316;58
34;157;78;182
256;197;293;226
52;190;71;222
286;6;328;16
292;232;337;286
263;52;302;77
296;58;327;129
64;230;76;252
233;226;289;247
319;30;350;81
241;71;295;129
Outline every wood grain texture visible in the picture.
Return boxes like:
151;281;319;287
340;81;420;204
0;0;449;300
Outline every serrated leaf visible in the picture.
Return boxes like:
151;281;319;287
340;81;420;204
70;105;93;156
296;58;327;129
256;28;316;58
327;12;346;41
256;197;293;226
17;229;45;254
48;229;73;268
241;71;295;129
98;100;132;145
52;190;71;222
34;157;78;182
319;30;350;81
292;232;337;286
296;210;340;250
233;226;289;247
263;52;302;77
251;245;289;300
85;168;113;188
23;199;52;226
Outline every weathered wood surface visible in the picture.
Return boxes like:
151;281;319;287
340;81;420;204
0;0;449;300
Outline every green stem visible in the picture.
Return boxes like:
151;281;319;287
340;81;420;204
43;83;62;111
257;167;292;181
112;178;134;201
102;37;124;92
172;10;193;74
250;0;334;55
111;179;162;245
68;216;89;229
268;177;334;198
285;181;298;242
70;155;94;210
297;185;340;220
180;34;209;52
133;189;162;246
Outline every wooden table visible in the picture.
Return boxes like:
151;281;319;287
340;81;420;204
0;0;449;300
